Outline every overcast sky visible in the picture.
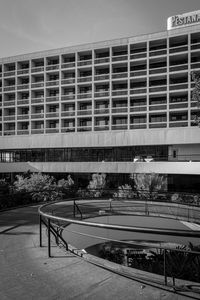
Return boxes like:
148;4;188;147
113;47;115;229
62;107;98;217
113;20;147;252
0;0;200;58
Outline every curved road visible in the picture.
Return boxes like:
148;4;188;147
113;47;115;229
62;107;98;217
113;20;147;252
0;205;197;300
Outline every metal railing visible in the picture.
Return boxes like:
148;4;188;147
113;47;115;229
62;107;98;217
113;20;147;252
38;198;200;294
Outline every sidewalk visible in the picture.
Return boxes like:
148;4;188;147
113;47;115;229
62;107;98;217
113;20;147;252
0;205;197;300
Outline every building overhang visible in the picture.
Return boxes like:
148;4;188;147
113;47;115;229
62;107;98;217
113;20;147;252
0;127;200;150
1;161;200;175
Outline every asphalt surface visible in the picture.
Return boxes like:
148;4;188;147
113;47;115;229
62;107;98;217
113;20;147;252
0;205;198;300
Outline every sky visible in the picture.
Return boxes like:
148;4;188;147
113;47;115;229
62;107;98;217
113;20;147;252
0;0;200;58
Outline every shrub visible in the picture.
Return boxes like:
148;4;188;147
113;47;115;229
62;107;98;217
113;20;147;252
113;184;135;199
13;173;60;202
131;173;167;200
87;173;106;197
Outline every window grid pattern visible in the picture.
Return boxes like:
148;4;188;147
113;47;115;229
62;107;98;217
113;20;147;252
0;30;199;136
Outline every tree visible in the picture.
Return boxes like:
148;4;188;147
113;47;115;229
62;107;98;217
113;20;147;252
57;175;75;198
87;173;106;197
14;172;60;202
191;70;200;126
131;173;167;200
113;184;135;199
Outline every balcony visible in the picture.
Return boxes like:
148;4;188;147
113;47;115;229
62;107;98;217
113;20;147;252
77;92;92;99
169;120;188;127
17;114;29;120
169;83;188;91
61;94;75;101
94;74;109;81
17;68;29;75
112;55;128;62
77;59;92;67
130;70;147;77
149;68;167;75
3;130;15;136
94;57;110;64
31;113;44;119
169;45;188;54
149;85;167;93
31;82;44;88
94;125;109;131
31;67;44;73
31;97;44;104
46;64;59;71
61;78;75;85
130;105;146;112
61;111;75;117
46;112;59;118
169;64;188;72
112;107;128;114
77;125;92;132
45;128;59;134
149;104;167;111
77;109;92;116
130;52;147;60
4;71;15;77
4;85;15;92
46;80;59;87
130;88;146;95
149;122;167;128
61;62;76;69
4;100;15;106
111;124;128;130
17;84;29;90
17;130;29;135
94;91;109;98
191;42;200;51
130;123;146;129
112;89;128;96
149;49;167;57
31;129;44;134
61;127;75;133
4;115;15;121
17;99;29;105
169;102;188;109
191;62;200;70
46;96;59;102
94;108;109;114
77;76;92;83
112;72;128;79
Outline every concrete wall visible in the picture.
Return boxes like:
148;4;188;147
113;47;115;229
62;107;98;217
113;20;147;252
1;161;200;175
1;127;200;150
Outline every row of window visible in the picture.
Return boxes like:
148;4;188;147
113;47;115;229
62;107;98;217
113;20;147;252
0;32;200;74
1;32;200;71
0;111;198;134
0;146;168;162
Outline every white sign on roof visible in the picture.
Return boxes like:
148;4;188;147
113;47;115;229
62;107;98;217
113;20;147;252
167;10;200;30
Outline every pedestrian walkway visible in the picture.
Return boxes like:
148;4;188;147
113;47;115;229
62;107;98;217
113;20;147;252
0;205;198;300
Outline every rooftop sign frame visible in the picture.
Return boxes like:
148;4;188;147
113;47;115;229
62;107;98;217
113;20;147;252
167;10;200;30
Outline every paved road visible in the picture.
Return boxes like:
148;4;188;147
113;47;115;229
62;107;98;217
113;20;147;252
0;205;197;300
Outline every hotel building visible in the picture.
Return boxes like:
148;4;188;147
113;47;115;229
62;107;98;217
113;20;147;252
1;10;200;191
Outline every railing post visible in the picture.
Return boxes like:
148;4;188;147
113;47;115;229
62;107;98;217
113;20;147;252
39;215;42;247
73;200;75;218
109;198;112;213
164;249;167;285
48;218;51;258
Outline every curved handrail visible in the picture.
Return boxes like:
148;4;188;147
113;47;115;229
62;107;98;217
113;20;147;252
39;199;200;238
38;199;200;292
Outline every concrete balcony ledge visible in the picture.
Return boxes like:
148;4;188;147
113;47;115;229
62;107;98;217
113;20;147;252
1;161;200;174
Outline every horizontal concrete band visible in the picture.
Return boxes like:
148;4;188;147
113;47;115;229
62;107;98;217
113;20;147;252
0;128;200;150
1;161;200;174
